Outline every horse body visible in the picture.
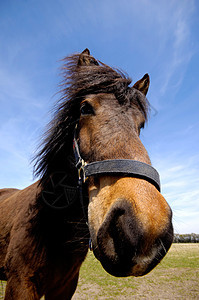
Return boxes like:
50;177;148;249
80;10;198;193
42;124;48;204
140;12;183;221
0;182;88;299
0;49;173;299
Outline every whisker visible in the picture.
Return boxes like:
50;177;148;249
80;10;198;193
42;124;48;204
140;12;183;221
159;238;167;255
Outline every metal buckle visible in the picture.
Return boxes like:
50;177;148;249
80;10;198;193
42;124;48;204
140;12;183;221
78;159;87;183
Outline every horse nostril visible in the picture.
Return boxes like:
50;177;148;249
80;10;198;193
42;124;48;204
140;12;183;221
97;200;140;260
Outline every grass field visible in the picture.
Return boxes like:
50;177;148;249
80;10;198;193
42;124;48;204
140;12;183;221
1;244;199;299
74;243;199;299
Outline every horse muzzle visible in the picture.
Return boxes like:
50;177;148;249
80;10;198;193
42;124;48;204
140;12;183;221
88;178;173;277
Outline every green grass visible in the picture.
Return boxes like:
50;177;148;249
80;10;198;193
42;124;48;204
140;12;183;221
0;282;6;300
160;243;199;268
1;244;199;299
73;243;199;299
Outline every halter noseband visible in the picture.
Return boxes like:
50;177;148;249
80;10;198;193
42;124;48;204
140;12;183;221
73;135;161;192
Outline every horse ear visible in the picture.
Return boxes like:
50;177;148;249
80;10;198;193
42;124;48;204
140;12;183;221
133;74;150;96
78;48;99;66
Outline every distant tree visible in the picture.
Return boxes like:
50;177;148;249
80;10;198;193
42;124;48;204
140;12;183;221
173;233;199;243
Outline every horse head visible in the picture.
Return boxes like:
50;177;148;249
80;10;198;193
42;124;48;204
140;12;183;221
76;49;173;277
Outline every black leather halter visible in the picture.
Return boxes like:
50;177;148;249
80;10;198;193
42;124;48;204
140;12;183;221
42;133;160;211
73;136;161;192
85;160;160;191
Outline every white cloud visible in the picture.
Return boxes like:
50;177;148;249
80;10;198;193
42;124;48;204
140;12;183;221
158;1;195;96
152;152;199;234
0;65;50;189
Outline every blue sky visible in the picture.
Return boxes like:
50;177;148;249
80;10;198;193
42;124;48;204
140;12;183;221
0;0;199;234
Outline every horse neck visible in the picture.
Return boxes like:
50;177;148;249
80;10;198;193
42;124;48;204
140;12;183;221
33;165;89;255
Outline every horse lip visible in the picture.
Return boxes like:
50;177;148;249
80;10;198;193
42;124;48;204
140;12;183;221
92;229;174;277
98;256;136;277
92;244;137;277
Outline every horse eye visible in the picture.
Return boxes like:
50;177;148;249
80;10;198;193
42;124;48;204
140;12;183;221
140;122;145;130
80;102;94;116
138;122;145;134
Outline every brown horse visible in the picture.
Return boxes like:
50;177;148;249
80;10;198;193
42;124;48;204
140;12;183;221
0;49;173;299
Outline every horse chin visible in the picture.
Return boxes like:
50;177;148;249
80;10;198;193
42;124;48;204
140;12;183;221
92;238;171;277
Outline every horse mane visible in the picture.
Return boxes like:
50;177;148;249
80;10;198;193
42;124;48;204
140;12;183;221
33;52;149;186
